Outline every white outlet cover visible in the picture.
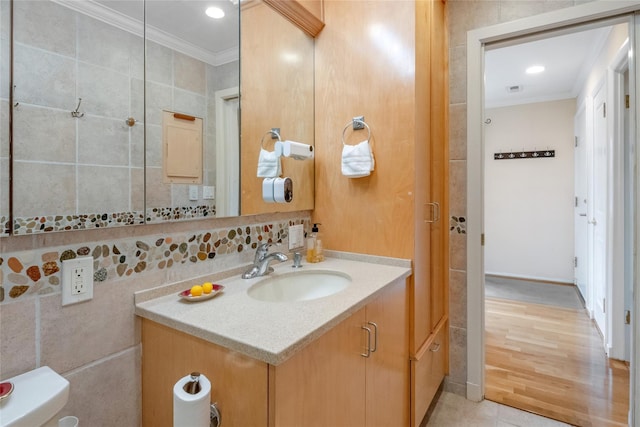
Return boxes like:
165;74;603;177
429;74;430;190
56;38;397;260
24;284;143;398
62;257;94;306
203;186;215;200
288;224;304;250
189;185;199;201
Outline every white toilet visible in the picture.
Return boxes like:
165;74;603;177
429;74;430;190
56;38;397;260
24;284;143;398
0;366;70;427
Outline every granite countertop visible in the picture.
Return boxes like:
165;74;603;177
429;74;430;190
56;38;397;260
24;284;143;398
134;251;411;366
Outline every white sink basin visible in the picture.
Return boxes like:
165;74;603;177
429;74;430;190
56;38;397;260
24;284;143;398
247;270;351;302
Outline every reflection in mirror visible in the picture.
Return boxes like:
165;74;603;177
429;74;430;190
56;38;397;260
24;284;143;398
11;0;145;234
0;0;8;235
240;0;314;215
143;0;240;221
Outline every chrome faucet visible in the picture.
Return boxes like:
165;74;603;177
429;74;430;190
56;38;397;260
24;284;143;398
242;242;288;279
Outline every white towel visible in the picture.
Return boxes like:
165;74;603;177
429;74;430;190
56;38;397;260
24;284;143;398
341;140;375;178
257;149;281;178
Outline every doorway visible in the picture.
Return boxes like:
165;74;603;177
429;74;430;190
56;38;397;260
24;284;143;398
466;3;640;426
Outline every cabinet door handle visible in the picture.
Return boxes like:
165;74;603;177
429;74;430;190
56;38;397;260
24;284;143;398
424;202;440;223
430;342;441;352
367;321;378;353
361;326;372;358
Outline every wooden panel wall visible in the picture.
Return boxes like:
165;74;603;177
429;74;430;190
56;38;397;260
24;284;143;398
240;1;315;215
313;1;417;259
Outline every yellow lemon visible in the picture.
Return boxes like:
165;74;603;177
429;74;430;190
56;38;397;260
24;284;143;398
190;285;203;297
202;282;213;294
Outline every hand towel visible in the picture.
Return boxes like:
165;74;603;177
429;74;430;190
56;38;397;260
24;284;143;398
341;140;375;178
257;148;281;178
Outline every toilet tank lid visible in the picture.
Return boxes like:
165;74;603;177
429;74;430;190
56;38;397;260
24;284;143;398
0;366;70;427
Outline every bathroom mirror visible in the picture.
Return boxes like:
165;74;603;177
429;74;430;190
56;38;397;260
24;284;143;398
0;0;8;236
240;0;314;215
7;0;314;234
11;0;146;234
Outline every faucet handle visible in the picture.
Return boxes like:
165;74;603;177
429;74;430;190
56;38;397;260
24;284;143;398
292;251;303;268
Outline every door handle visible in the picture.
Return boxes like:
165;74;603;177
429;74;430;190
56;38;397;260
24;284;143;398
579;213;587;217
589;219;597;225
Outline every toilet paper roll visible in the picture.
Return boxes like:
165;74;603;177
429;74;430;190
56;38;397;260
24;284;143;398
275;140;314;160
173;374;211;427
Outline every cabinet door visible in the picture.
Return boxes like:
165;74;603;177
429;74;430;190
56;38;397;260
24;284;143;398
365;279;410;427
141;319;269;427
273;308;367;427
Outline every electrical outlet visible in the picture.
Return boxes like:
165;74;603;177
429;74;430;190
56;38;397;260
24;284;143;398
288;224;304;250
62;257;94;306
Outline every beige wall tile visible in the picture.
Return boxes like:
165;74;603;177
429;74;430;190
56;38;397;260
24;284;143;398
13;106;76;163
78;117;130;166
449;269;467;329
449;103;467;161
13;0;76;57
0;299;37;379
78;15;132;75
499;1;574;22
450;231;467;271
77;166;130;213
448;0;500;48
40;279;140;373
61;347;140;426
449;46;467;105
448;326;468;387
174;52;206;95
13;162;76;218
450;160;467;217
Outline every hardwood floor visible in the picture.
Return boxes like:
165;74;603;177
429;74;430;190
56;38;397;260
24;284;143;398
485;297;630;427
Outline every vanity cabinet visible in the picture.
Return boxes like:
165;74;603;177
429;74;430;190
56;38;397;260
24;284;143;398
272;277;409;427
140;278;408;427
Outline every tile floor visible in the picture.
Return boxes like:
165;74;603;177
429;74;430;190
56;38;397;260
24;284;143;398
426;392;572;426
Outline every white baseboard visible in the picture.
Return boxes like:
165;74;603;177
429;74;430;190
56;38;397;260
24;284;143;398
485;271;573;285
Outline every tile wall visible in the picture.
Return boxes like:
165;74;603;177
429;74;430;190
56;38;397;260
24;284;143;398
0;211;309;425
446;0;594;396
10;0;239;234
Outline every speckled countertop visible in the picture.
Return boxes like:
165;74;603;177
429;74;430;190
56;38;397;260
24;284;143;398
134;251;411;366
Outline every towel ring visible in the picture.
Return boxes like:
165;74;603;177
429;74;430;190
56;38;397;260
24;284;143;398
260;130;281;150
342;119;371;146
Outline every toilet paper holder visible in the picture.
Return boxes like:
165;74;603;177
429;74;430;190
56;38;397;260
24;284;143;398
210;403;221;427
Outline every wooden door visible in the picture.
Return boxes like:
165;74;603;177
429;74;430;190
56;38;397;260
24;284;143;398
365;279;410;427
272;308;366;427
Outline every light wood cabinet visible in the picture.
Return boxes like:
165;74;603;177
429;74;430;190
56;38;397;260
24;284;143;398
141;278;408;427
273;277;409;427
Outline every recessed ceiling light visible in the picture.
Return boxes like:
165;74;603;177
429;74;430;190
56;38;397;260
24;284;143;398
206;6;225;19
526;65;545;74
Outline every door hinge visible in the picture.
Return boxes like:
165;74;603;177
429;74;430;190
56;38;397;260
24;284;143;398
575;196;578;207
481;234;485;246
603;102;606;118
625;94;630;109
625;310;631;325
574;257;578;268
603;298;606;313
575;136;578;147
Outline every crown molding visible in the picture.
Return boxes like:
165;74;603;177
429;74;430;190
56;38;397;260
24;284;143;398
52;0;238;66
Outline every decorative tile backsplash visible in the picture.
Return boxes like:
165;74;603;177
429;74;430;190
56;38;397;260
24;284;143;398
0;217;308;303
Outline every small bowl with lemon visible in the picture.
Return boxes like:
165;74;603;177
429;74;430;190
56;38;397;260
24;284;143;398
179;282;224;302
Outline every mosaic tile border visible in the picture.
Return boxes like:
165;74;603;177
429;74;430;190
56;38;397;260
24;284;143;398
11;205;218;235
13;212;145;235
1;215;8;235
145;205;216;223
0;217;309;303
450;216;466;234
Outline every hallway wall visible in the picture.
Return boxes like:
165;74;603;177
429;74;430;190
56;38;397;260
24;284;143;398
484;99;576;283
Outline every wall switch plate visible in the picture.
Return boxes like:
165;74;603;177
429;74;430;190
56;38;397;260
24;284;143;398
288;224;304;250
203;186;215;200
62;257;94;306
189;185;199;201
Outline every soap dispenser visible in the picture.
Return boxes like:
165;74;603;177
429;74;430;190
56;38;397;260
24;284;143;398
312;223;324;262
306;224;317;263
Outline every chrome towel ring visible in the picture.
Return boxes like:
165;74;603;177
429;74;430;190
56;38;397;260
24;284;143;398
260;129;282;150
342;118;371;145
